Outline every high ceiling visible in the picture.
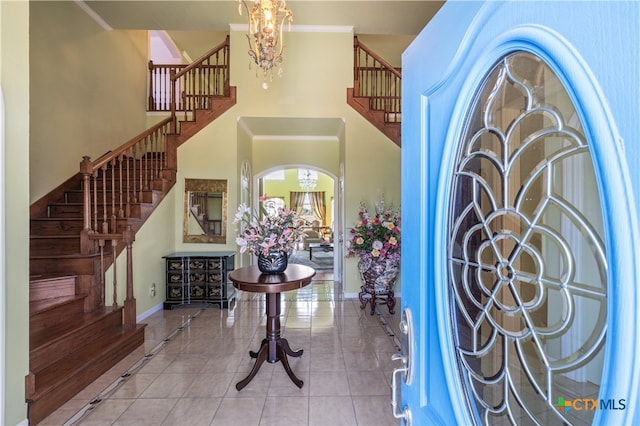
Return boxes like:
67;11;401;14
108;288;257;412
81;0;445;138
84;1;445;35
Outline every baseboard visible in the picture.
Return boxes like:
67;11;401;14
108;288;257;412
137;303;163;323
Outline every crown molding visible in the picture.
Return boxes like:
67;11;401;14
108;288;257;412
74;0;113;31
230;24;353;33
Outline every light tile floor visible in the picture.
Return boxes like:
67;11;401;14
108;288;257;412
41;272;403;426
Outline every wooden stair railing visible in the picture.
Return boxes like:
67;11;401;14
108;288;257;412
347;36;402;146
77;33;233;323
26;34;235;424
148;35;230;113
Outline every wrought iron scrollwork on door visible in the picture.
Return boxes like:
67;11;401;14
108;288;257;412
448;52;607;425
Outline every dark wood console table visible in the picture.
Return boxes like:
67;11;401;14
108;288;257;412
229;264;315;391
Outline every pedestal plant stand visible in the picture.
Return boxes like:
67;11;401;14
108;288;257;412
357;256;399;315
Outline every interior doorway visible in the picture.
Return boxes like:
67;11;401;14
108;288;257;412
256;166;342;285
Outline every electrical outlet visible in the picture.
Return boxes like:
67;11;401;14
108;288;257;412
149;283;156;297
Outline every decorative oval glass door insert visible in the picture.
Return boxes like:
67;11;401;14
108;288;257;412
448;52;607;425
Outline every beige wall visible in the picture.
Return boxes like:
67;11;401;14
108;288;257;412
29;1;149;203
141;29;401;294
7;5;402;423
105;189;176;315
2;1;30;423
173;29;401;294
357;34;414;67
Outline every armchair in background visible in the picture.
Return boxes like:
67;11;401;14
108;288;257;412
302;229;323;250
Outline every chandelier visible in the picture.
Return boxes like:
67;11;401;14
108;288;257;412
298;169;317;192
237;0;293;89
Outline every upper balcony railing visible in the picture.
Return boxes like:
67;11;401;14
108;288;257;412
353;36;402;123
148;35;230;114
79;35;231;252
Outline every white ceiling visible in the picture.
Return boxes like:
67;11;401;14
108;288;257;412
84;1;445;35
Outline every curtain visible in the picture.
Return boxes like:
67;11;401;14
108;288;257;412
309;191;326;223
289;191;326;224
289;191;306;216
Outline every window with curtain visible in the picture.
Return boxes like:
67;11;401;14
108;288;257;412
290;191;325;224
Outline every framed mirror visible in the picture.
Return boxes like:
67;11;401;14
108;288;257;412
183;178;227;243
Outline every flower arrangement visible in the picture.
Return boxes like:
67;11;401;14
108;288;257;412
233;198;304;257
347;199;401;262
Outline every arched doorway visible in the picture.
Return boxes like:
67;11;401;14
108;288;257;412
255;165;343;286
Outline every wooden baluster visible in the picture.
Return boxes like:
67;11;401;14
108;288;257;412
101;165;109;233
224;37;230;96
395;75;401;119
208;57;212;101
125;147;131;218
163;67;168;111
118;154;124;218
151;129;158;179
162;124;168;171
213;60;217;98
110;158;117;232
150;132;156;179
385;70;390;120
141;137;146;192
364;50;369;97
144;137;150;190
154;130;160;178
123;225;136;330
137;141;144;202
159;126;166;173
132;143;138;203
170;68;177;133
191;68;196;112
201;59;206;106
92;172;98;232
98;238;105;306
220;47;225;94
353;37;359;94
111;238;118;308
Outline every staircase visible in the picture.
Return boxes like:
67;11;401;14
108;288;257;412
27;36;235;425
347;36;402;147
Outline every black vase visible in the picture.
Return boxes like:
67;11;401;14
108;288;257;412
257;251;288;274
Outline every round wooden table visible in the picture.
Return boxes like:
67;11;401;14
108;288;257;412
229;264;316;390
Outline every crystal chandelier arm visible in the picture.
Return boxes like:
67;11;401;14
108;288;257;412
237;0;293;86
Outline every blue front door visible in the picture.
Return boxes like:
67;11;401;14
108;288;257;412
399;2;640;425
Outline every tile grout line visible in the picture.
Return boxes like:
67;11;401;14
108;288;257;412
62;309;207;426
55;282;396;425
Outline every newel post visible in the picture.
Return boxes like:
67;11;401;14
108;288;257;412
224;35;231;96
123;225;137;330
79;156;94;254
148;60;155;111
353;36;360;95
170;69;177;134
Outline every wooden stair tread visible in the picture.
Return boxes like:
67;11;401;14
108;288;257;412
29;252;102;260
27;324;146;400
29;294;85;314
26;60;232;425
29;273;76;283
30;308;120;350
30;217;83;221
30;235;79;239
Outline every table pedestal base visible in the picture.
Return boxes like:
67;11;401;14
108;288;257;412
236;293;305;391
236;337;304;391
